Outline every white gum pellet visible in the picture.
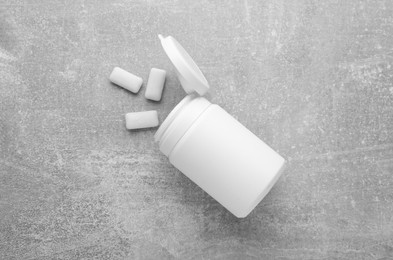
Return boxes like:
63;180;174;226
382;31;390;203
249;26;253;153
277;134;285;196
125;110;159;130
110;67;143;94
145;68;166;101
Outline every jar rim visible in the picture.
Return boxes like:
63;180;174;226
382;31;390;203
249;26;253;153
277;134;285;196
154;94;195;143
155;94;211;157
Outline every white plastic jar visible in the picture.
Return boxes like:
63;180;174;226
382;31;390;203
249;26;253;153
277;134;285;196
156;35;286;218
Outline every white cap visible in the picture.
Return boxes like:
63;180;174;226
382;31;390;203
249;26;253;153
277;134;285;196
158;34;209;96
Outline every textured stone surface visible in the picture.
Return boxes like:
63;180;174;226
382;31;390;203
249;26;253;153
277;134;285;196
1;0;393;259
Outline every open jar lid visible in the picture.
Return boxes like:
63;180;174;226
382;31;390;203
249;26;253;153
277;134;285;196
158;34;209;96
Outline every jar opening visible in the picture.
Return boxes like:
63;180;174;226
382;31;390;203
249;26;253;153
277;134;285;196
154;94;195;143
155;94;211;157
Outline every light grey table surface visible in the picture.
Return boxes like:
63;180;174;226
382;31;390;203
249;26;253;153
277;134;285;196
1;0;393;259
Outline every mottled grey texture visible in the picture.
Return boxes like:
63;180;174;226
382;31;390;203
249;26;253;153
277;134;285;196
1;0;393;259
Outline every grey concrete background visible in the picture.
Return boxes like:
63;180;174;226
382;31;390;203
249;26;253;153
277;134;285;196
1;0;393;259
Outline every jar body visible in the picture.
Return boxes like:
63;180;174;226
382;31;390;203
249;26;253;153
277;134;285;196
160;97;285;218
